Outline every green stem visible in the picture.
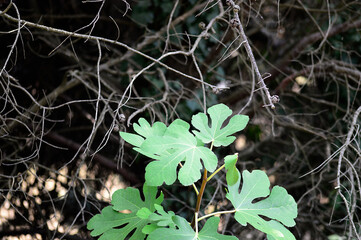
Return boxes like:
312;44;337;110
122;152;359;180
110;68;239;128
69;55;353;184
197;209;236;222
192;183;199;195
207;164;225;182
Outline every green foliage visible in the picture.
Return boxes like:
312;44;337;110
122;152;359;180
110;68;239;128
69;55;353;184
226;170;298;240
139;204;176;234
87;185;163;240
328;234;346;240
120;104;248;186
119;118;167;148
88;104;298;239
224;154;239;186
148;216;237;240
142;119;218;186
192;104;249;147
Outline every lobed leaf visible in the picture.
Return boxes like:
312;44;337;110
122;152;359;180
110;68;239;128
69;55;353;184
119;105;249;187
137;204;176;234
192;104;249;147
147;216;237;240
119;132;144;147
137;207;153;219
87;184;163;240
119;118;167;148
133;118;167;138
226;170;297;240
87;206;126;237
148;204;176;228
142;120;217;186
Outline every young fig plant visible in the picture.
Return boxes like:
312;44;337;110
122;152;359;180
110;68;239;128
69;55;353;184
87;103;298;239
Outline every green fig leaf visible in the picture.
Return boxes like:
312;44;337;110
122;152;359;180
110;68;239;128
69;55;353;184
133;118;167;138
119;118;167;148
139;204;176;234
191;104;249;147
142;120;217;186
147;216;237;240
87;184;163;240
148;204;176;227
119;132;144;147
226;170;298;240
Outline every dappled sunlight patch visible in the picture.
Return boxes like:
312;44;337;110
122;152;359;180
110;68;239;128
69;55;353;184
0;198;16;223
47;211;62;231
79;163;88;179
57;167;68;184
56;182;68;198
235;134;247;151
45;179;56;191
96;173;127;201
6;234;42;240
204;204;215;215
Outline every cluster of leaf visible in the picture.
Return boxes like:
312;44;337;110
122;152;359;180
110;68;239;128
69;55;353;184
87;184;233;240
87;104;298;239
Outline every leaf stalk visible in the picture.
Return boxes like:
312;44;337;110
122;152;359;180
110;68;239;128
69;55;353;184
197;209;236;222
207;164;225;182
191;168;208;228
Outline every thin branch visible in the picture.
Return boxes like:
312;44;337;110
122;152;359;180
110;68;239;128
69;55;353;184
0;8;215;88
227;0;276;109
44;131;142;185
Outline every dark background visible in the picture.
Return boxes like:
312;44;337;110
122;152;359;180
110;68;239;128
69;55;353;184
0;0;360;239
